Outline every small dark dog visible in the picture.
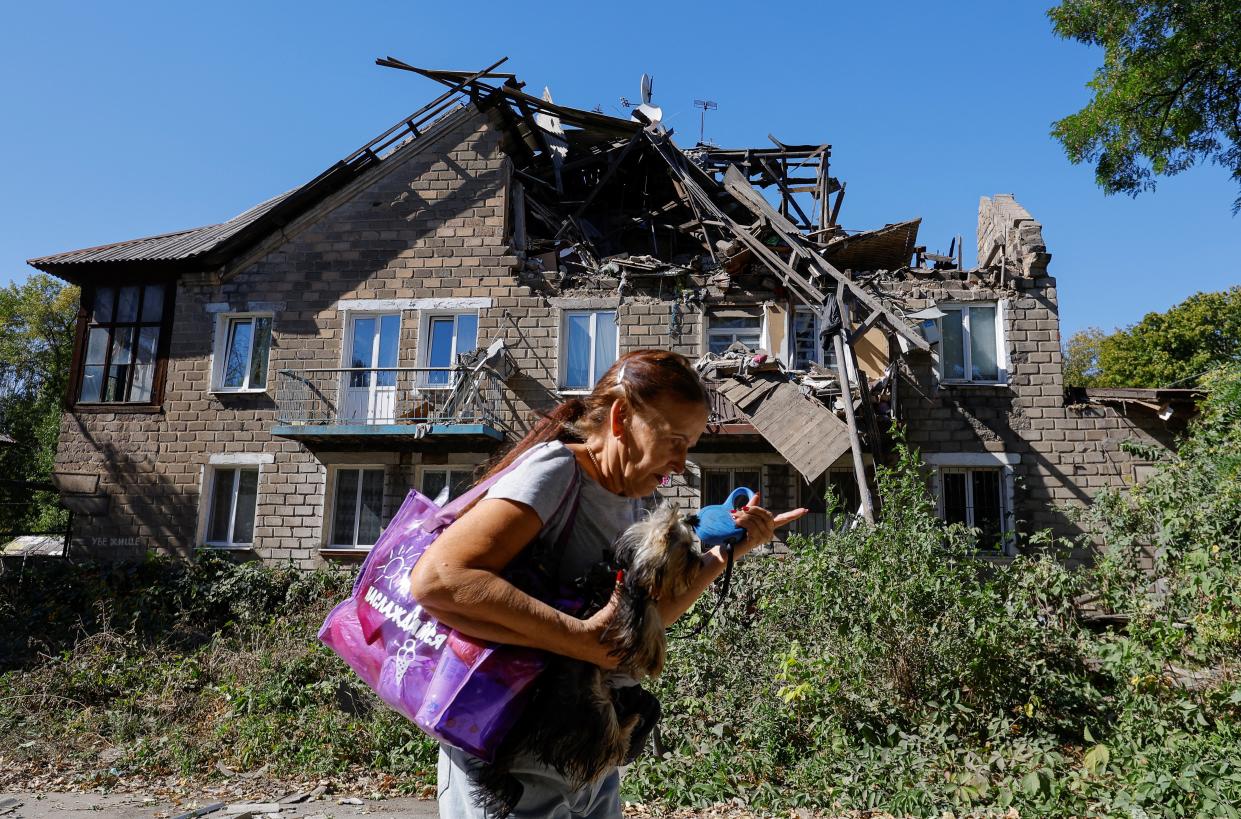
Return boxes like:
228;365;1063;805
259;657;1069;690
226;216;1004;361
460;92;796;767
472;503;702;816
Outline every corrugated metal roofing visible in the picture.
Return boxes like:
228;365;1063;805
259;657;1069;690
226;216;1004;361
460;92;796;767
27;190;295;268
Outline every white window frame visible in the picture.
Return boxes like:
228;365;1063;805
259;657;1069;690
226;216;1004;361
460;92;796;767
787;305;850;373
210;312;274;393
325;465;388;550
705;307;764;356
416;310;480;389
926;452;1018;554
934;301;1008;386
558;310;619;393
197;454;271;550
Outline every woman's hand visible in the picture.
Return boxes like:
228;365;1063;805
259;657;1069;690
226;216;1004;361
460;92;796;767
577;583;625;671
729;492;807;558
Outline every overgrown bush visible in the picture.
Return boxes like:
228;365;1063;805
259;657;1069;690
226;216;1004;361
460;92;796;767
3;368;1239;814
625;366;1241;816
0;555;438;791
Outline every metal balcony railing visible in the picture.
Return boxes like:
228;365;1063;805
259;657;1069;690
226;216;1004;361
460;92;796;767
273;367;511;432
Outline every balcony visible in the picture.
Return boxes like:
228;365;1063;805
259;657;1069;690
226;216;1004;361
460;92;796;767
271;367;515;446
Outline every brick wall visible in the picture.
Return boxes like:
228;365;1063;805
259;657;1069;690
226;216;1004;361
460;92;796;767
52;111;1174;569
890;273;1179;563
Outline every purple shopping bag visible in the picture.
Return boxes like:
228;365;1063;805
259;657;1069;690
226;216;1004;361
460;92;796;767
318;451;580;761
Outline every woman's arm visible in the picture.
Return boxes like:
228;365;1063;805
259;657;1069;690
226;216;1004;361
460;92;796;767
409;497;621;669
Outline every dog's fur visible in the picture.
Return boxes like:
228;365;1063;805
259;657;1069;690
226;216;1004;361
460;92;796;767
471;503;701;816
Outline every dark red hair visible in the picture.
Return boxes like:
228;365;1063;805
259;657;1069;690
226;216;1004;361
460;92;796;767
479;348;708;482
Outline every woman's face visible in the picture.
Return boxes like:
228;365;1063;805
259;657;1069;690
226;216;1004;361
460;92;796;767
615;394;709;497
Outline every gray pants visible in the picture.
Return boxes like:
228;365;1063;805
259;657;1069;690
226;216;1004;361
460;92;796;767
437;744;621;818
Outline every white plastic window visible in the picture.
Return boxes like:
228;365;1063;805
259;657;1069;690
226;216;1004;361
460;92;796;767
204;467;259;547
214;314;272;391
938;303;1003;383
561;311;618;390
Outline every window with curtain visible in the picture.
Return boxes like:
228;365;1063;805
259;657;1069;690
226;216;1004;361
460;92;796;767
213;314;272;391
330;467;386;549
77;283;169;404
204;467;259;548
938;303;1003;383
560;310;618;390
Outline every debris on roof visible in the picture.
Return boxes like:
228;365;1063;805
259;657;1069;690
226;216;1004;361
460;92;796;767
696;348;854;483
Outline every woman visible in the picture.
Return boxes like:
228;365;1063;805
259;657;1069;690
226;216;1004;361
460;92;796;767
410;349;806;818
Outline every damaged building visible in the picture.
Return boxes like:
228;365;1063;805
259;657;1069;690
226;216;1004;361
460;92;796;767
27;59;1195;567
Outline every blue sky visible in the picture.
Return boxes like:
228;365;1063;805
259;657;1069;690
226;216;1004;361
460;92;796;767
1;0;1236;341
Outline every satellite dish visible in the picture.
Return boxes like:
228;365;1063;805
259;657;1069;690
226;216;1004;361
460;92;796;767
632;72;663;130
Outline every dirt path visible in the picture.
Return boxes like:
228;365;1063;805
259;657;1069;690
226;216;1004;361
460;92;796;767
0;792;438;818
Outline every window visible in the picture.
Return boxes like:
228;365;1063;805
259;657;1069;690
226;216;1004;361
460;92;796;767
938;303;1004;384
701;467;763;506
790;307;838;370
939;467;1008;548
204;467;258;548
560;310;618;390
421;312;478;387
420;467;474;505
342;313;401;424
787;468;863;536
77;283;169;404
707;309;762;355
329;467;385;549
212;314;272;391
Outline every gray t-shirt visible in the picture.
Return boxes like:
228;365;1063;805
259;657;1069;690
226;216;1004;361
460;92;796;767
485;441;641;587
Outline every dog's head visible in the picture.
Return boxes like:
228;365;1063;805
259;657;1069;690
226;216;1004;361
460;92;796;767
614;502;700;602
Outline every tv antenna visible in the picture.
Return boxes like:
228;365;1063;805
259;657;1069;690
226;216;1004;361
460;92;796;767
693;99;718;144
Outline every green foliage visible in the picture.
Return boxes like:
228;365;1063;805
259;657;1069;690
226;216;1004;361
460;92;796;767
1048;0;1241;211
624;370;1241;815
0;273;79;536
0;554;439;791
1063;325;1106;387
1094;286;1241;387
1064;287;1241;388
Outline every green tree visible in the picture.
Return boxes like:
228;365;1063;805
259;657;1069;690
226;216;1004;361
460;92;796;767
1063;326;1106;387
1093;286;1241;387
1048;0;1241;211
0;273;79;536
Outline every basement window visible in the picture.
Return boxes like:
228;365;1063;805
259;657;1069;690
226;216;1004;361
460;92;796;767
212;314;273;392
75;283;172;405
203;466;259;549
937;302;1006;384
927;453;1018;553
